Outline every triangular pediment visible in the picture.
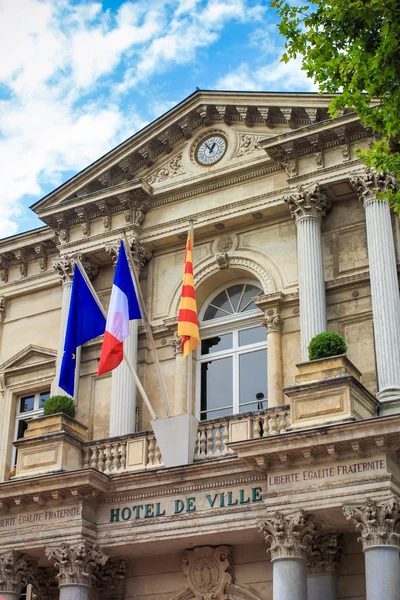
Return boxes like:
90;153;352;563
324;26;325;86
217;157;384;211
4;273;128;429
31;90;339;224
0;345;57;373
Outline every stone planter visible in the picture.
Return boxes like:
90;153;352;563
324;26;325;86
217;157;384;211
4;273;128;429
14;413;88;478
284;355;378;430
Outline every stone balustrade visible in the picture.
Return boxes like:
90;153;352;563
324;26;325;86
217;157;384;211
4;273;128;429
80;407;291;474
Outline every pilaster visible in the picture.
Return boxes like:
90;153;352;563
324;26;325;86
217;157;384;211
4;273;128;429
285;184;331;360
170;334;187;416
307;534;343;600
261;311;283;408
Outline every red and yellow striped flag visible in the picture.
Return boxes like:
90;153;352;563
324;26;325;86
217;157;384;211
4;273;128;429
177;232;200;357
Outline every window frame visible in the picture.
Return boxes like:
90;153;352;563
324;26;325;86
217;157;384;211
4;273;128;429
195;280;267;420
12;390;50;467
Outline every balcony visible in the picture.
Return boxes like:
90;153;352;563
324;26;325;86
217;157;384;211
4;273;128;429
13;406;291;479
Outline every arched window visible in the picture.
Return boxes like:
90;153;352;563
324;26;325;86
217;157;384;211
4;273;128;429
197;282;267;420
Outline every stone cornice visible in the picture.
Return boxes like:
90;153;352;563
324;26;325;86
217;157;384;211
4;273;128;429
31;91;336;212
229;413;400;469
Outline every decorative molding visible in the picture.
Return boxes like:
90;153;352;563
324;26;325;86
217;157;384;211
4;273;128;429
94;558;127;600
215;252;229;270
307;534;343;575
236;134;264;158
53;256;74;284
45;541;108;586
106;237;152;272
350;168;398;207
285;183;332;222
259;511;318;560
145;153;185;185
216;236;233;253
182;546;232;600
343;497;400;549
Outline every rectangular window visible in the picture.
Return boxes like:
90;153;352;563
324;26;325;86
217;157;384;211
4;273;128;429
200;356;233;419
13;390;50;467
239;349;267;412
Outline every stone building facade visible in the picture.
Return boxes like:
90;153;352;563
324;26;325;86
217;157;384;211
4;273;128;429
0;90;399;600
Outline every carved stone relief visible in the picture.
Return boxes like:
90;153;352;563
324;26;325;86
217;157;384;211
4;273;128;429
145;153;185;185
182;546;233;600
307;534;343;575
259;511;318;560
236;134;264;158
285;184;331;222
0;550;32;593
0;296;5;323
350;168;398;206
94;557;127;600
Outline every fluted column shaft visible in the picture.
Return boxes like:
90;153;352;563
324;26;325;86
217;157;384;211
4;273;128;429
109;321;138;436
286;185;331;361
351;170;400;404
364;199;400;400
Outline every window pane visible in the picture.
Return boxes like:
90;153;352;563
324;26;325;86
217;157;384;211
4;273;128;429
226;284;245;312
239;349;267;409
239;284;262;312
17;419;28;439
239;401;262;413
239;326;266;346
39;391;50;409
20;396;34;413
201;333;233;355
200;407;233;420
203;305;230;321
201;356;233;419
203;290;233;320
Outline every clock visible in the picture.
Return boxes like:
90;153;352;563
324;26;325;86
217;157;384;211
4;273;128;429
195;135;227;166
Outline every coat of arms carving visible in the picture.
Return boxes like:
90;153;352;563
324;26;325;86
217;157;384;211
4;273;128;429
182;546;232;600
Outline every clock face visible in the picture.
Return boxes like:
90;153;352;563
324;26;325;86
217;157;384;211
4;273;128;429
196;135;227;166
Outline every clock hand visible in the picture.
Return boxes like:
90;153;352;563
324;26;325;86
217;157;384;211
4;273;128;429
210;142;216;153
204;142;212;151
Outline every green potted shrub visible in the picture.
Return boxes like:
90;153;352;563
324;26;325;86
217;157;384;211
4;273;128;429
308;332;347;361
43;395;76;418
295;331;361;384
23;395;87;441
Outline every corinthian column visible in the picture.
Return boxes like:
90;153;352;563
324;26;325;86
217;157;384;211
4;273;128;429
106;238;152;436
307;534;343;600
52;257;75;397
285;185;332;360
351;169;400;408
344;497;400;600
46;541;108;600
259;511;318;600
0;550;32;600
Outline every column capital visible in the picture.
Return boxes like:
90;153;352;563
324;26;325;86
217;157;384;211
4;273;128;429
0;550;33;593
343;497;400;550
307;533;343;575
106;237;152;272
261;313;282;333
53;254;99;284
93;558;127;600
45;541;108;587
170;335;183;355
259;511;318;561
350;168;398;206
285;183;332;223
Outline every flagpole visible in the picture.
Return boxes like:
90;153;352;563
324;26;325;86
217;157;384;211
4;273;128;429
74;257;157;421
122;233;172;418
186;219;195;415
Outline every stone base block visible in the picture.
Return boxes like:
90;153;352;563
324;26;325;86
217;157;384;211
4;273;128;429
285;375;378;430
126;437;148;471
14;414;87;478
294;355;362;384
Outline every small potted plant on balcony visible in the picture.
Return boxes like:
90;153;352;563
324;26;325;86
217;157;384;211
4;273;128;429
295;332;362;384
284;331;378;429
14;395;88;478
21;395;87;442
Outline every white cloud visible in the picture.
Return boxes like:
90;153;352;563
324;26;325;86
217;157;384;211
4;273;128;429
0;0;267;238
216;56;317;92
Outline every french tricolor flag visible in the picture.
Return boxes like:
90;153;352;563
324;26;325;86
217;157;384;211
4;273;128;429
97;241;141;375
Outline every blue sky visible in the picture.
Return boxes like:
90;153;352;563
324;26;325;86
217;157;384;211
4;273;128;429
0;0;315;238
